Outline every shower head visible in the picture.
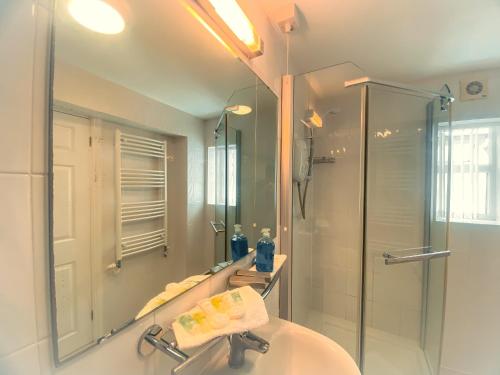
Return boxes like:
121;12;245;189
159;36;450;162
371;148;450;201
214;104;253;138
301;109;323;128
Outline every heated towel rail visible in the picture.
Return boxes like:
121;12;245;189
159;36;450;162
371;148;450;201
107;130;168;270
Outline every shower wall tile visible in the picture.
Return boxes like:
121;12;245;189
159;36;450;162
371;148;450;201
344;296;357;322
398;308;420;342
38;315;156;375
32;175;50;340
0;343;41;375
325;266;347;295
440;368;471;375
0;0;35;173
371;301;400;337
31;3;50;174
440;222;500;375
0;174;37;357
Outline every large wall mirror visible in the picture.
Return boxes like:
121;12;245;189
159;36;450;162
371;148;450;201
49;0;278;363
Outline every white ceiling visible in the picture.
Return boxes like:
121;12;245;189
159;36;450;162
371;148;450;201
258;0;500;82
55;0;258;119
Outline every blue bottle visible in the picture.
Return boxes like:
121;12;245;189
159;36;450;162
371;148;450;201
231;224;249;262
256;228;275;272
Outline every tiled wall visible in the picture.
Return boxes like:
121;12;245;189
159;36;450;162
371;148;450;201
310;90;362;327
0;1;283;374
290;76;317;323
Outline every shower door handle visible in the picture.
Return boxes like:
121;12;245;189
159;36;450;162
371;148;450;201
383;249;451;265
210;220;226;234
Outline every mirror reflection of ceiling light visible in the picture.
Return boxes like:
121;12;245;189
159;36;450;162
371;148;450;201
186;0;263;59
68;0;125;35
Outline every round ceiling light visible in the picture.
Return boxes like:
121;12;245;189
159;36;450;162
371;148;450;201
68;0;125;35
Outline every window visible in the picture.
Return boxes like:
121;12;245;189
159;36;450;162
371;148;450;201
437;118;500;224
207;145;237;206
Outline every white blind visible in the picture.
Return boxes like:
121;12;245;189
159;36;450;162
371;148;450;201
437;118;500;224
207;145;237;206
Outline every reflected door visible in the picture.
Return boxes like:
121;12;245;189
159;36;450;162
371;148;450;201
53;111;94;358
362;87;451;375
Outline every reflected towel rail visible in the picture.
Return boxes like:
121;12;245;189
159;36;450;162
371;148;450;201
108;129;168;271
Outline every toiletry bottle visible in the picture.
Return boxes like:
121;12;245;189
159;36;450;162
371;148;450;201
256;228;275;272
231;224;249;262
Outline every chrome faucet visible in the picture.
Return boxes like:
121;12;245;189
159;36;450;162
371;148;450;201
228;331;270;369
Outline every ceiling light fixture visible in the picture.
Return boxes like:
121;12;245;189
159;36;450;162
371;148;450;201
67;0;125;35
185;0;263;59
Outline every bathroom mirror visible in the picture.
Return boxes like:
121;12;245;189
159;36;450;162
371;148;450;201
49;0;278;363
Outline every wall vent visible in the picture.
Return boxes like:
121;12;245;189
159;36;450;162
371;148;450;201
460;78;488;101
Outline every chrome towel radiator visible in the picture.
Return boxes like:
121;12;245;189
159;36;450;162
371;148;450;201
107;130;168;270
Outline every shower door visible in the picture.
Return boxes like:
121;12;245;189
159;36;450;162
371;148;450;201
361;85;451;375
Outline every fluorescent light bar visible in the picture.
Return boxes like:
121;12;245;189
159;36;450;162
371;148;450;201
188;0;264;59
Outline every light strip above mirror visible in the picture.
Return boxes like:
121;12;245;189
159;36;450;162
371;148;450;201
183;0;264;59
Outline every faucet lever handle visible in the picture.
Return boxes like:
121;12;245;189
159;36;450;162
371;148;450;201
242;331;270;350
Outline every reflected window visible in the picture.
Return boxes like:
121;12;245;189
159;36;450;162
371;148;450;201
437;118;500;224
207;145;237;206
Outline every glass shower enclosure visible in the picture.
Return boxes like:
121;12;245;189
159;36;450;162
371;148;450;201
290;64;452;375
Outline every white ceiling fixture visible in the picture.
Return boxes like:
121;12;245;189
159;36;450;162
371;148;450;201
259;0;500;82
184;0;264;59
460;77;488;101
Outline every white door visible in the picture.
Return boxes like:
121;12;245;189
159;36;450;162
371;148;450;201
53;111;94;358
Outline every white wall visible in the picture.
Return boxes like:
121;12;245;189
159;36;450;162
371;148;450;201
239;0;286;95
0;1;285;374
54;60;211;275
417;68;500;375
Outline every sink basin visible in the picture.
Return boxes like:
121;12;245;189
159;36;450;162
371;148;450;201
203;316;361;375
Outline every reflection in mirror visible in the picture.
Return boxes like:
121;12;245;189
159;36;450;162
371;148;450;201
50;0;277;363
210;85;278;264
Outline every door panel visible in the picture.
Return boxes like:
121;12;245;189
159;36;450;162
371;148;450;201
53;111;94;358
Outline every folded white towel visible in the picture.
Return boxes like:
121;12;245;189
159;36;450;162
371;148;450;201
135;274;211;319
172;286;269;350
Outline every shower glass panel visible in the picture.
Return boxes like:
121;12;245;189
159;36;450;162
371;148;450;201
362;86;450;375
291;63;365;362
214;115;227;264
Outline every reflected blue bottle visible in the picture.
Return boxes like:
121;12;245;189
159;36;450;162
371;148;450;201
231;224;249;262
256;228;275;272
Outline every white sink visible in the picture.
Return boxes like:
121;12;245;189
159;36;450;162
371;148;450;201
203;317;361;375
